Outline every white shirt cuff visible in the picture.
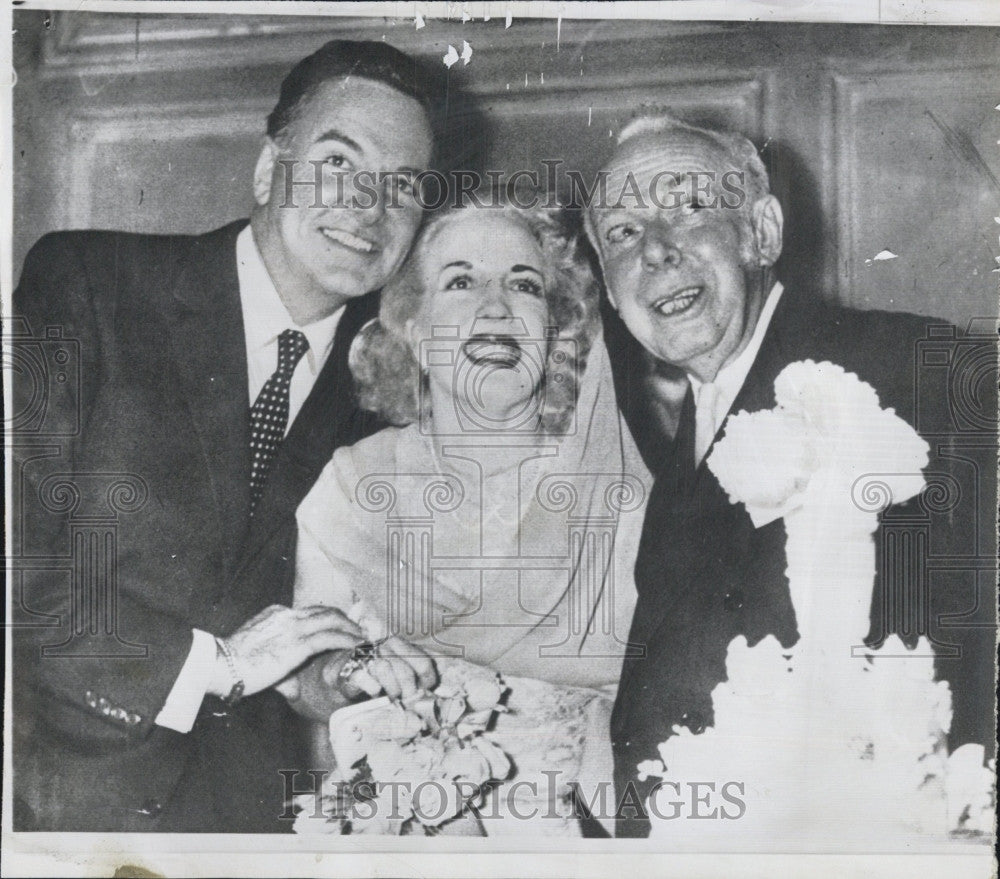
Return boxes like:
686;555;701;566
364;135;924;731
154;628;217;733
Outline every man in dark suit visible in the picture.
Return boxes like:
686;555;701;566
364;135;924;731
585;114;997;837
12;40;439;833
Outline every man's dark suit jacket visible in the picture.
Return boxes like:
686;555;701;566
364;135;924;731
11;220;384;832
611;288;997;837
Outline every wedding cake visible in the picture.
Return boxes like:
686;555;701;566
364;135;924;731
642;361;995;849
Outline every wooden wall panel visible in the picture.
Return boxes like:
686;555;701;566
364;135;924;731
12;11;1000;332
66;102;267;233
478;74;769;196
832;67;1000;326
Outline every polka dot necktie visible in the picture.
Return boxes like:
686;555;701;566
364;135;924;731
249;329;309;513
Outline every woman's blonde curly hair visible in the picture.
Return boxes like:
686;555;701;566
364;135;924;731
350;201;602;434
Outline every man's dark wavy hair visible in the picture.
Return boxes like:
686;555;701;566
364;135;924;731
266;39;436;140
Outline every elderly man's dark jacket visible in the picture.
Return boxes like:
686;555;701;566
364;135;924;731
12;220;383;832
612;288;997;837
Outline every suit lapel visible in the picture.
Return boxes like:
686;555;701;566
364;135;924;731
163;220;252;565
723;291;798;427
237;290;383;567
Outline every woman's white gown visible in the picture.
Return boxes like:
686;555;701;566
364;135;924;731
295;333;650;835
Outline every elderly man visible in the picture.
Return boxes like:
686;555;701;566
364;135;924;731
587;114;996;837
13;40;440;832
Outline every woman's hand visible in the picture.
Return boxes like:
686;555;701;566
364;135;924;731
277;636;439;721
336;636;438;701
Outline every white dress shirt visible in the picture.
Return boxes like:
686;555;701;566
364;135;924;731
155;225;345;732
689;282;784;465
236;226;344;428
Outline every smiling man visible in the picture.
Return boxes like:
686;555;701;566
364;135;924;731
589;119;783;392
13;40;441;832
251;73;431;325
587;113;996;837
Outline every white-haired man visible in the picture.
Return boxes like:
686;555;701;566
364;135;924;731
587;113;996;837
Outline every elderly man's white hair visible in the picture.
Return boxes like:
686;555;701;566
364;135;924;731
616;110;770;201
585;110;772;257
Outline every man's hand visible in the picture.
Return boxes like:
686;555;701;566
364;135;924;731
207;604;364;699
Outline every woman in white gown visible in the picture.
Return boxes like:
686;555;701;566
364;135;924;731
293;202;650;835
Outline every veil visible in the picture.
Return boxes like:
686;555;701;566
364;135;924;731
295;328;651;690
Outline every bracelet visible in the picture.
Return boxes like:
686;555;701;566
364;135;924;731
215;636;245;706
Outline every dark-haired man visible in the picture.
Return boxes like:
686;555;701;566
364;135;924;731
587;113;997;838
13;40;439;832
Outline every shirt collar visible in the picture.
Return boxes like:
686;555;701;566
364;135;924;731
688;281;784;400
235;225;343;365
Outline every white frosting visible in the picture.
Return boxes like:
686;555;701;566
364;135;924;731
644;361;994;849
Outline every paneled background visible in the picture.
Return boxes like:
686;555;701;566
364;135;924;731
12;11;1000;328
